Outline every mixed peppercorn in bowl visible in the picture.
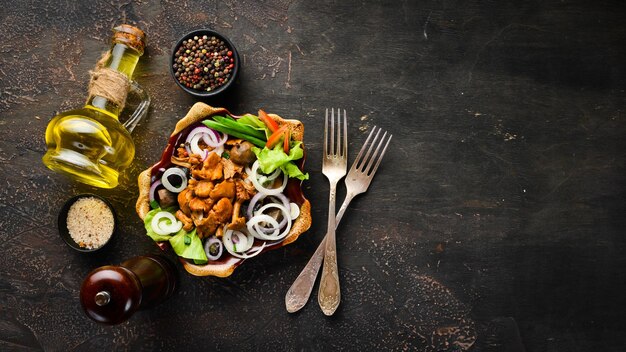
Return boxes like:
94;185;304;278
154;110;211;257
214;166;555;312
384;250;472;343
170;29;240;97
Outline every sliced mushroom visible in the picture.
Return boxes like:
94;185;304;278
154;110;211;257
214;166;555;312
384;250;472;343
229;200;246;231
195;213;218;239
194;180;214;198
192;152;223;180
189;197;212;213
210;180;235;200
235;179;256;201
177;188;193;215
211;198;233;223
175;210;194;232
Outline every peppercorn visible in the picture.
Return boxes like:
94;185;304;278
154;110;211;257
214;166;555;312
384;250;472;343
173;34;235;93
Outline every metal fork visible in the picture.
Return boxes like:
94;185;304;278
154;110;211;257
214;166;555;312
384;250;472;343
317;108;348;316
285;125;392;313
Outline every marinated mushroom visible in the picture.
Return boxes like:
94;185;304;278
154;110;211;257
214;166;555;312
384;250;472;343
229;141;256;165
157;188;177;208
194;180;214;198
176;210;194;232
229;200;246;230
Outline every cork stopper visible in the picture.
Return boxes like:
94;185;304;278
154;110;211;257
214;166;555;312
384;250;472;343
112;24;146;55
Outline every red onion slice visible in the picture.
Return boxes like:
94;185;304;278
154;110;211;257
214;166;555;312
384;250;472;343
223;228;253;253
202;129;228;148
189;133;209;160
186;126;226;160
186;126;212;143
205;237;223;261
149;180;163;203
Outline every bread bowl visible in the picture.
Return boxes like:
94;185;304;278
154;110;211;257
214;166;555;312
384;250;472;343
136;102;311;277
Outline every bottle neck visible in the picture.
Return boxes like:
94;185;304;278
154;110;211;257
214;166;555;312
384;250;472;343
86;43;142;118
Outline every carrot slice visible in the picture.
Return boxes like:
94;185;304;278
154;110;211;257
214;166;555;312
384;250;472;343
283;128;291;154
258;109;280;133
265;125;289;148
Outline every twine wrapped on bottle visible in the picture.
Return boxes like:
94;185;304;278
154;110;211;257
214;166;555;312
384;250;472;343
86;51;131;110
85;25;145;110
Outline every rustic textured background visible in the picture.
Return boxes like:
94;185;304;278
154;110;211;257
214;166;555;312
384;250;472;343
1;0;625;351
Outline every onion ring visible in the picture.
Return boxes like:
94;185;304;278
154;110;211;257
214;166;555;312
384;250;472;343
202;129;228;148
223;227;266;259
247;192;286;219
256;202;289;232
161;168;188;193
247;207;292;241
249;214;281;240
186;126;212;144
204;237;223;261
289;202;300;220
223;228;253;253
248;161;287;196
224;242;266;260
189;133;208;160
151;211;183;236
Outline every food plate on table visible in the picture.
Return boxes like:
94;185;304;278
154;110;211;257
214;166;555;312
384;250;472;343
136;103;311;277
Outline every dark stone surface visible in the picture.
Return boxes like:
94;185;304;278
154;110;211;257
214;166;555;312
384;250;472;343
1;0;625;351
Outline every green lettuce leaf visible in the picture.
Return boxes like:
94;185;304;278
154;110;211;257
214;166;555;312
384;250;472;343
282;161;309;181
168;228;208;264
144;207;207;264
252;143;309;181
144;207;178;242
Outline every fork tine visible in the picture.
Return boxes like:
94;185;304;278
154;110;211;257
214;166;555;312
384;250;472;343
342;109;348;158
330;108;335;155
323;109;328;157
363;131;385;174
335;108;343;156
358;127;381;172
364;131;391;176
351;126;377;171
332;108;341;155
370;133;392;176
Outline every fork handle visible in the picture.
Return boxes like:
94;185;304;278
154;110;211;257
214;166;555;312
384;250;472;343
335;192;354;226
285;193;355;313
318;233;340;315
318;182;340;315
285;234;327;313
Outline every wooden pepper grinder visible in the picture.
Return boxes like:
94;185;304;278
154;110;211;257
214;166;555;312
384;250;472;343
80;254;177;324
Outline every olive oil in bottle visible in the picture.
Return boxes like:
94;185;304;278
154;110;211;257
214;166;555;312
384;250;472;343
43;25;147;188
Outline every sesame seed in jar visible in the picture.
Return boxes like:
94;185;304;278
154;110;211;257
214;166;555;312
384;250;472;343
66;197;115;250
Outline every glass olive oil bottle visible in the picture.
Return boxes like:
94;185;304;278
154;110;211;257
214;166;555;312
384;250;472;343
43;25;147;188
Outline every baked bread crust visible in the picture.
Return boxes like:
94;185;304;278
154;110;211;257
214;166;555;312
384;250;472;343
136;102;311;277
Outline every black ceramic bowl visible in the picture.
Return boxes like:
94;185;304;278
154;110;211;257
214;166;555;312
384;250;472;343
58;194;117;253
170;29;240;97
